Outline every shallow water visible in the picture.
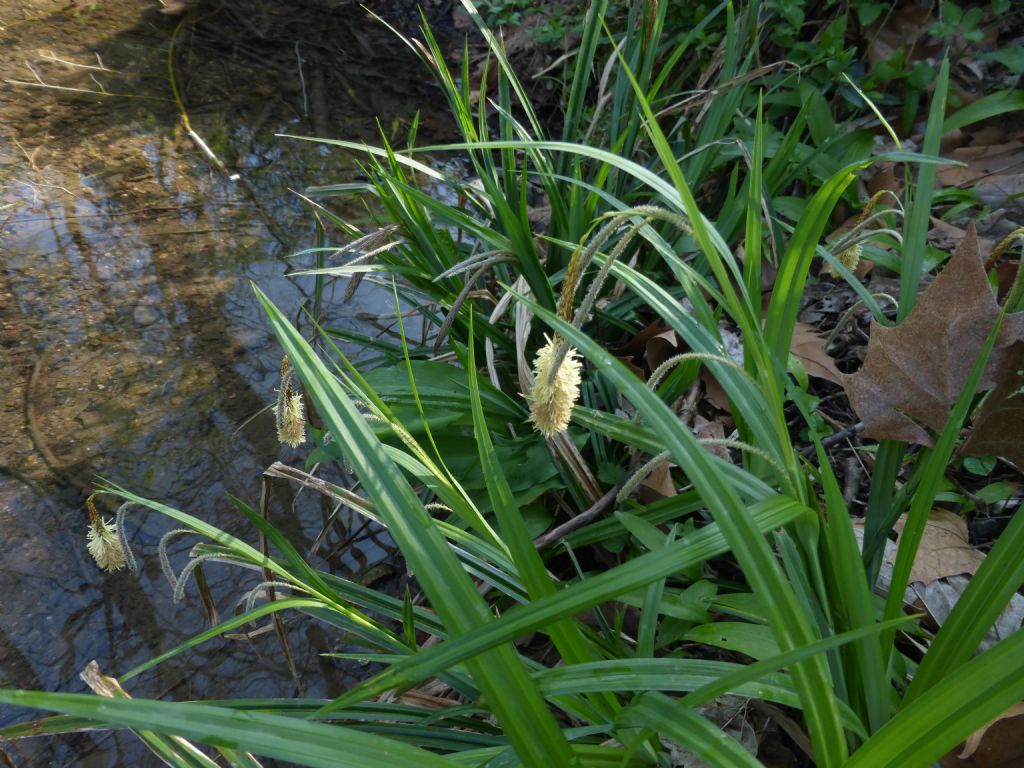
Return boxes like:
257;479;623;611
0;1;448;763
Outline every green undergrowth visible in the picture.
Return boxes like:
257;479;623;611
3;1;1024;766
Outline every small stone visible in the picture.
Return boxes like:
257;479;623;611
132;305;160;327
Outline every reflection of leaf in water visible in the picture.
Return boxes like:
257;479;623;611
842;225;1024;445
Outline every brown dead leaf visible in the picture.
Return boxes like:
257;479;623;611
941;129;971;155
791;323;843;384
969;124;1010;148
619;320;672;356
701;369;731;413
928;218;996;261
937;141;1024;213
640;460;675;501
865;3;942;71
908;575;1024;653
890;510;985;585
941;703;1024;767
646;328;679;372
962;342;1024;472
993;262;1020;303
615;355;645;381
925;216;1015;308
960;703;1024;761
842;225;1024;444
937;141;1024;187
694;414;729;460
861;523;1024;653
868;162;901;198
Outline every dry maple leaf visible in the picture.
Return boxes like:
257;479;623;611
843;225;1024;445
962;342;1024;472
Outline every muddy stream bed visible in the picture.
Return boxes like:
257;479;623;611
0;1;455;763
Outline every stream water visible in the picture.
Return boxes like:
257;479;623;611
0;1;453;763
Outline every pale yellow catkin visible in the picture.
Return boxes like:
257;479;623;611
529;335;582;438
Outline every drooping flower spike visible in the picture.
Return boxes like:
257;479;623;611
274;356;306;448
85;495;137;574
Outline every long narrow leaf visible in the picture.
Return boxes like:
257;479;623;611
0;692;461;768
518;294;849;765
255;287;575;766
847;625;1024;767
898;57;949;320
315;497;804;714
619;693;762;767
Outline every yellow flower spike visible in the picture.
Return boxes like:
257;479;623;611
277;390;306;447
529;335;582;438
273;357;306;448
558;241;588;322
859;189;889;222
827;242;863;278
985;226;1024;271
825;190;900;278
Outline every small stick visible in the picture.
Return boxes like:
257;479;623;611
533;485;620;549
800;422;865;457
843;456;862;507
295;42;308;119
259;475;302;695
167;17;234;178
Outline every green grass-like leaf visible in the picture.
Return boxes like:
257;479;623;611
619;692;763;767
518;291;849;765
0;692;461;768
848;624;1024;767
316;496;804;714
255;286;576;766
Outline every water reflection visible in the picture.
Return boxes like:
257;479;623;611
0;0;449;763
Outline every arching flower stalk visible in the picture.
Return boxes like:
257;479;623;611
616;450;671;505
825;190;902;278
274;356;306;448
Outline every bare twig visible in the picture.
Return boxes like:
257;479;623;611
800;422;865;457
533;485;620;549
259;474;302;694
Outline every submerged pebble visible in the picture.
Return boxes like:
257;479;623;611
132;304;160;327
